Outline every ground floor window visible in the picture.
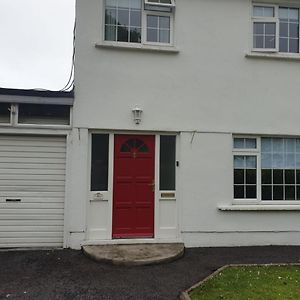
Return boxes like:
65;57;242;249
233;136;300;202
160;135;176;191
91;134;109;191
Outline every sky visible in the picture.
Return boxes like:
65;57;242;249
0;0;75;91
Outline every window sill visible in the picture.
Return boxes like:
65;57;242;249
219;205;300;211
245;52;300;61
95;41;179;53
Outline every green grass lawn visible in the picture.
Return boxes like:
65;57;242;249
190;265;300;300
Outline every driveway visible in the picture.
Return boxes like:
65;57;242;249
1;246;300;300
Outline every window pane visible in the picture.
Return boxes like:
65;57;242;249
261;153;272;168
254;35;264;48
106;0;117;7
159;16;170;29
273;185;283;200
18;104;70;125
118;0;130;8
254;23;264;34
273;138;284;152
280;22;288;37
273;153;284;168
246;156;256;168
261;138;272;152
289;39;299;53
147;15;158;28
147;28;158;42
285;186;296;200
246;185;256;198
105;9;117;25
233;138;244;149
130;27;141;42
289;8;299;21
246;169;256;184
265;35;275;48
234;169;244;184
130;10;141;27
297;186;300;200
0;103;11;123
233;138;256;149
279;7;289;21
117;26;129;41
280;38;289;52
118;9;129;25
159;29;170;43
253;6;264;17
264;7;275;17
285;169;295;184
262;169;272;184
265;23;276;34
262;185;272;200
234;156;245;168
253;6;274;17
296;170;300;184
273;169;283;184
131;0;141;9
105;25;117;41
289;23;299;38
245;138;257;149
91;134;109;191
160;136;176;190
234;185;244;199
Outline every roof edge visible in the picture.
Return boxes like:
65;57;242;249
0;88;74;99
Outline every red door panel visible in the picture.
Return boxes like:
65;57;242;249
112;135;155;238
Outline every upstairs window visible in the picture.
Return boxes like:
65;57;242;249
105;0;142;43
104;0;175;45
252;4;300;54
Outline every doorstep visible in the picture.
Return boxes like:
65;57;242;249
82;243;185;266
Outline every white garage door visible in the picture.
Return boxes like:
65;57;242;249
0;135;66;248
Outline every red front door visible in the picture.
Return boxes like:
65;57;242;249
112;135;155;238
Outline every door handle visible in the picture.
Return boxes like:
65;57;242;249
148;180;155;192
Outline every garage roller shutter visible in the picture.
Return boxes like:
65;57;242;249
0;135;66;248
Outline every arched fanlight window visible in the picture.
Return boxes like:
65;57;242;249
120;138;149;153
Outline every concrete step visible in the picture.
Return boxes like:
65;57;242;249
82;243;185;266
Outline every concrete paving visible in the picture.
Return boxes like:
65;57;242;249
82;243;185;266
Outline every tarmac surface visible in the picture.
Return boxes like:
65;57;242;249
1;246;300;300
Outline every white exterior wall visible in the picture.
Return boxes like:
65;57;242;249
70;0;300;248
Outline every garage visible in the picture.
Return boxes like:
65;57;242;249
0;135;66;248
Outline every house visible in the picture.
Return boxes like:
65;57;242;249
2;0;300;250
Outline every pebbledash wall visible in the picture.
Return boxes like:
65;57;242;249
67;0;300;249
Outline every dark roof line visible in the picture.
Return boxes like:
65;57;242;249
0;88;74;98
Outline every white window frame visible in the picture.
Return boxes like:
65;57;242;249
233;136;260;204
143;11;174;46
252;3;279;52
233;136;300;205
102;0;175;46
251;3;300;54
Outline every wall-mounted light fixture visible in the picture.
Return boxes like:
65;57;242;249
132;106;143;125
